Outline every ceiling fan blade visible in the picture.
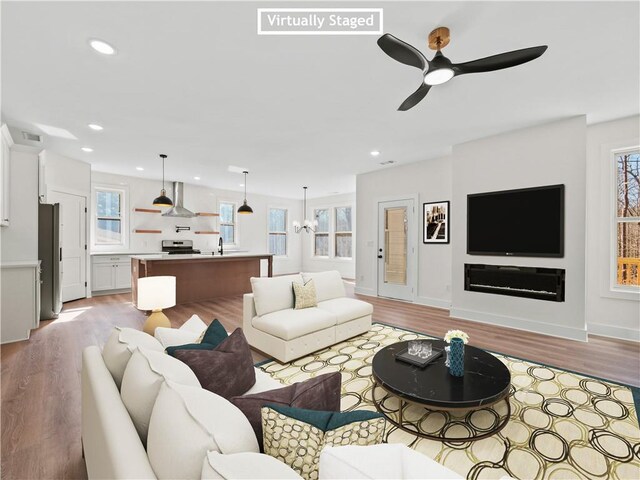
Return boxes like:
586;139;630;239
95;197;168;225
398;84;432;111
377;33;428;70
453;45;547;75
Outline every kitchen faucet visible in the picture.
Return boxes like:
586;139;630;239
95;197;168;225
218;237;223;255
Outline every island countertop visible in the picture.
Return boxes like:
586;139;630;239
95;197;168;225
131;253;273;305
131;253;272;261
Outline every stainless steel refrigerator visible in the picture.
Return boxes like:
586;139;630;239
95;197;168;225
39;203;62;320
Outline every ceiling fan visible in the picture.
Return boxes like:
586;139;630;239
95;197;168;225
377;27;547;111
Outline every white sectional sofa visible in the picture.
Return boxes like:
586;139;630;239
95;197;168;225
82;316;462;480
243;271;373;363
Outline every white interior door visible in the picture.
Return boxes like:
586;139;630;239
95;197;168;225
48;191;87;302
377;199;416;301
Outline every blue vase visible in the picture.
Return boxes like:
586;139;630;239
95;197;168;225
449;338;464;377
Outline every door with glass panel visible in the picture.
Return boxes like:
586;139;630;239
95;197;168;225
377;199;416;301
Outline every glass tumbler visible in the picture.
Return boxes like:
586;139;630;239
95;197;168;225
418;342;433;359
408;340;421;356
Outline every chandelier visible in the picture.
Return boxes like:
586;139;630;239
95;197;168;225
293;186;318;234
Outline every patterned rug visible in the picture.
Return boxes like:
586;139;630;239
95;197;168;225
258;323;640;480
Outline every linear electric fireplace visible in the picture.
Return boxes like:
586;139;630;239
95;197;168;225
464;264;565;302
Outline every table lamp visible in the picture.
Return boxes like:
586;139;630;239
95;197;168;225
137;276;176;335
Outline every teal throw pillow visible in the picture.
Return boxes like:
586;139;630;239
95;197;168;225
165;319;228;357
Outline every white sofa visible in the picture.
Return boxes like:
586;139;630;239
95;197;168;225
243;271;373;363
82;318;461;480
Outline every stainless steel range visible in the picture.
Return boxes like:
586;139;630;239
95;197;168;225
161;239;201;255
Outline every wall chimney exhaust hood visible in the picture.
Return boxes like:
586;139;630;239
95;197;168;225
162;182;195;218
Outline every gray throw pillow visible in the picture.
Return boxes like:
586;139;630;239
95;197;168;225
172;328;256;399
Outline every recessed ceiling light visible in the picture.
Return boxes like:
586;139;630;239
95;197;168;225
239;183;245;187
89;39;116;55
136;167;144;171
370;150;381;157
88;123;103;131
194;176;201;180
81;147;94;152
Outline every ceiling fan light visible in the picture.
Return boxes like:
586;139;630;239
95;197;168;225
424;68;454;86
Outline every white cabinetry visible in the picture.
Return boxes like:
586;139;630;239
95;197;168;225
91;255;132;293
1;262;41;343
0;125;13;227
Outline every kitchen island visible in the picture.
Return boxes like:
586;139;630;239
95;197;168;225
131;253;273;306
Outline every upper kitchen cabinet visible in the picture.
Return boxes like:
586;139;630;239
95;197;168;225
0;125;14;227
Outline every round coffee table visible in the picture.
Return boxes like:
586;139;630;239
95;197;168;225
371;339;511;442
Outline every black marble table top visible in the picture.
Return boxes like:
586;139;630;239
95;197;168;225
372;340;511;409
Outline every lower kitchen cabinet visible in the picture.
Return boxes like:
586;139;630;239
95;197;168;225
91;255;132;293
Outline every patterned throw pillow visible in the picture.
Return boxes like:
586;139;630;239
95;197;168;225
292;280;317;310
261;405;385;480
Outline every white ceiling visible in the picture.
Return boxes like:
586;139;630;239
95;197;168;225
2;1;638;198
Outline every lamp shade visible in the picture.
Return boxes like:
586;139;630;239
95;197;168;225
137;276;176;310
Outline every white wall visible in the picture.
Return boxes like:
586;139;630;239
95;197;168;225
301;193;356;279
355;157;452;308
585;115;640;341
0;147;39;262
91;172;303;276
450;116;587;341
40;150;91;198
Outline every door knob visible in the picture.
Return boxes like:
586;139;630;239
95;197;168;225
377;254;383;259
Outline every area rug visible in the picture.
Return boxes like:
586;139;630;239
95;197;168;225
258;323;640;480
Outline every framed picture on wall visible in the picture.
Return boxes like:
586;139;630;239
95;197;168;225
423;201;449;244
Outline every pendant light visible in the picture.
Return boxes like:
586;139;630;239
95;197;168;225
293;186;317;233
153;154;173;207
237;171;253;214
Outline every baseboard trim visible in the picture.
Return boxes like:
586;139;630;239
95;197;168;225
588;322;640;342
415;296;451;310
354;286;376;297
449;307;588;342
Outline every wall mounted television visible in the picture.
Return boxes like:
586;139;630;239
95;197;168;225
467;184;564;257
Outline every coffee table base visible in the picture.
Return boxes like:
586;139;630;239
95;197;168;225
372;382;511;442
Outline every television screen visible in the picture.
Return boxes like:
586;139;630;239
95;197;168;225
467;184;564;257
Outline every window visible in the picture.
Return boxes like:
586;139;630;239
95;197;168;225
219;202;236;245
335;206;353;258
614;148;640;288
95;188;124;245
314;209;329;256
268;208;288;256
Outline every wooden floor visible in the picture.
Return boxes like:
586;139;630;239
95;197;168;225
1;286;638;479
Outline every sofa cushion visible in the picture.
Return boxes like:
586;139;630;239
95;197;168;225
293;279;318;310
252;308;336;341
244;369;285;395
317;298;374;325
147;381;259;480
318;444;463;479
202;451;302;479
172;329;256;399
262;405;385;480
154;314;208;348
102;327;164;389
251;274;304;316
231;372;341;451
301;271;345;302
120;347;200;444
